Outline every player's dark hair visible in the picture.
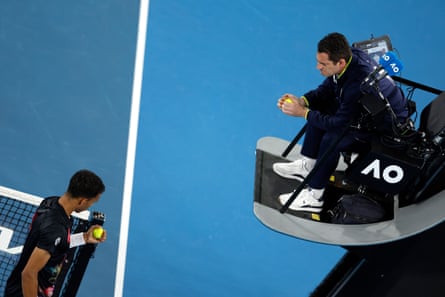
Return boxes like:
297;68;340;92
67;169;105;199
318;32;352;64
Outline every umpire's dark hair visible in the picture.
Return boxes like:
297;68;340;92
67;169;105;199
318;32;352;64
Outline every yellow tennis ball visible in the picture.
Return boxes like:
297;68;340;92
93;227;104;239
285;98;293;103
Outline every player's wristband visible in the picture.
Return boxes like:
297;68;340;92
70;232;86;248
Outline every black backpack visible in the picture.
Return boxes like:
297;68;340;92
329;193;386;224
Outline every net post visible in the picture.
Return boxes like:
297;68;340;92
53;212;105;297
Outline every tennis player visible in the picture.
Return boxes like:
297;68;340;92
4;169;107;297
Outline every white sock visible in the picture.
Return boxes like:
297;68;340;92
302;156;316;171
310;188;325;200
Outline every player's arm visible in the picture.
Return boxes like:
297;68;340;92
21;247;51;297
70;225;107;248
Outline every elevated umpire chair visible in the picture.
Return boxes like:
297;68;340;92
279;91;403;214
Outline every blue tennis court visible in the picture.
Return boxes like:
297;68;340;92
1;0;444;296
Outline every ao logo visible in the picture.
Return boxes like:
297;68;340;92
361;159;404;184
0;226;23;255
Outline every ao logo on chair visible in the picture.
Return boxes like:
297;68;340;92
361;159;404;184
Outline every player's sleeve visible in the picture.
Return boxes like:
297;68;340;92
38;219;68;255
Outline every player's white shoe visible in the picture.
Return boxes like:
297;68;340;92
278;188;324;213
273;159;312;181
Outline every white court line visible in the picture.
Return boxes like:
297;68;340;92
114;1;150;296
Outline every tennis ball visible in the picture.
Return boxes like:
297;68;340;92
285;98;293;103
92;227;104;239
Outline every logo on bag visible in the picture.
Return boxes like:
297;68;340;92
0;226;23;254
361;159;404;184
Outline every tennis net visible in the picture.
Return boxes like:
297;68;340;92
0;185;102;297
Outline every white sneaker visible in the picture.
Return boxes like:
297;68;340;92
278;188;324;213
273;159;313;181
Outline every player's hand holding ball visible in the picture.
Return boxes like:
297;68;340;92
86;225;107;243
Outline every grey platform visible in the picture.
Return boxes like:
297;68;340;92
253;136;445;246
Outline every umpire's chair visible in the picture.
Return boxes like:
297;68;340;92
344;91;445;206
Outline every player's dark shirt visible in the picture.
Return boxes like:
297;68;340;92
4;196;72;297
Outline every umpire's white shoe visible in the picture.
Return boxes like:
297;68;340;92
278;188;324;213
273;159;312;181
